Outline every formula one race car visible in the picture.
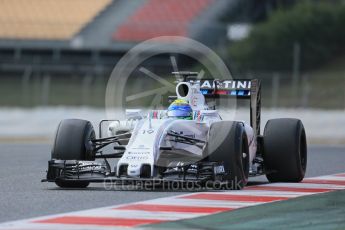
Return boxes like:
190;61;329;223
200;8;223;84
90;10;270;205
43;72;307;190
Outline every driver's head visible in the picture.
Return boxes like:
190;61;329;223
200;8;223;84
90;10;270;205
167;99;193;120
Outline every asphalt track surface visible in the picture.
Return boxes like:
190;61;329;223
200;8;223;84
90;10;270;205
0;144;344;223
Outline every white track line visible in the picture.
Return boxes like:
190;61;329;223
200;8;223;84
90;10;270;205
70;209;202;220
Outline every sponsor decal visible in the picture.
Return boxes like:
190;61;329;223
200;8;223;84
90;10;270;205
125;156;149;160
142;129;154;134
132;147;150;150
199;80;251;90
147;129;154;134
214;165;225;174
127;151;150;155
129;164;139;168
125;151;150;160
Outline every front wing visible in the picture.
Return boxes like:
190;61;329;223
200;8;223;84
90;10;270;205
42;160;228;188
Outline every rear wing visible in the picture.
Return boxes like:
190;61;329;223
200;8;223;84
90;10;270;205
198;79;251;98
197;79;261;136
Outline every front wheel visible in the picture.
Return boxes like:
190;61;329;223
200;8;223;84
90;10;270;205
205;121;249;190
52;119;95;161
51;119;96;188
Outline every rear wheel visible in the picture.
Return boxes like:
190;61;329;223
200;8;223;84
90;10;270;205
205;121;249;190
263;118;307;182
51;119;96;188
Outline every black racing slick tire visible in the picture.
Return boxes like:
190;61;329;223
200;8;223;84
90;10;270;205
263;118;307;182
51;119;95;188
205;121;249;190
52;119;96;161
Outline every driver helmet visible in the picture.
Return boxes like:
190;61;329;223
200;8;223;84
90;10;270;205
167;99;193;120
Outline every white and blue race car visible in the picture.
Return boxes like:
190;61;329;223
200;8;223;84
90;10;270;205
43;72;307;190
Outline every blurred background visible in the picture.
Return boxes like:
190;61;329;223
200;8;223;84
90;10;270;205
0;0;344;143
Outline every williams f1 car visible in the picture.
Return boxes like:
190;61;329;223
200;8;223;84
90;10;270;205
43;72;307;190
